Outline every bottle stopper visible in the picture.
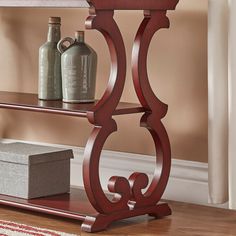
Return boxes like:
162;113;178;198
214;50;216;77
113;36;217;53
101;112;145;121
48;17;61;24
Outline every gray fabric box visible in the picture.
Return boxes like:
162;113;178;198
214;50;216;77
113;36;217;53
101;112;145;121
0;142;73;199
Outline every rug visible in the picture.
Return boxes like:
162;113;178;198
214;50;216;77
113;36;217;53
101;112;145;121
0;220;79;236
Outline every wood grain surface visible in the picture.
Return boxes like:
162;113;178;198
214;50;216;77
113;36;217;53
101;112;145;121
0;92;145;117
0;0;179;9
1;201;236;235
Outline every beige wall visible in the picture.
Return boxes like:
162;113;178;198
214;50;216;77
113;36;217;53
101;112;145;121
0;0;208;162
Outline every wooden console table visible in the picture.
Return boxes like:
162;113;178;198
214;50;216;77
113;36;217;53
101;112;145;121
0;0;179;233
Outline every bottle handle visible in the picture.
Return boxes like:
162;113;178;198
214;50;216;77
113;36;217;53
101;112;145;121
57;37;75;54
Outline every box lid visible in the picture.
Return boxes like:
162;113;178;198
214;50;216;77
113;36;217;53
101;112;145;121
0;142;73;165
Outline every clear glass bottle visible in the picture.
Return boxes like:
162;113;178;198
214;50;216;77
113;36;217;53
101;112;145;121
57;31;97;103
38;17;62;100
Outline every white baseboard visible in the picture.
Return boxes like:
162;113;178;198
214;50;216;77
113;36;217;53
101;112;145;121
0;138;228;208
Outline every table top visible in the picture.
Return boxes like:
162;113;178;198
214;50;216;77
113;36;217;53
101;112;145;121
0;0;179;9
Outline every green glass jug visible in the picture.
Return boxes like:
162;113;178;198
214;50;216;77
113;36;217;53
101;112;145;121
38;17;62;100
57;31;97;103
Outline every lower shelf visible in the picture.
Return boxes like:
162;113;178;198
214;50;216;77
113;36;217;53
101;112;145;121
0;187;172;232
0;187;98;221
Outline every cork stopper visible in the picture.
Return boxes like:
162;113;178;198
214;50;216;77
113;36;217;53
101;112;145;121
75;31;84;42
48;17;61;24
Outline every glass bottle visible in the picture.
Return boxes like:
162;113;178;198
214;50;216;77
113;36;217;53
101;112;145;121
57;31;97;103
38;17;62;100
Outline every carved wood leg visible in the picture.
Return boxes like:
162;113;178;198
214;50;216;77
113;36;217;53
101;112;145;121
81;9;172;232
83;7;130;212
130;10;172;209
82;203;171;233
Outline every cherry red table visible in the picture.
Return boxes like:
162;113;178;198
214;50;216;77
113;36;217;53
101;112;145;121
0;0;179;232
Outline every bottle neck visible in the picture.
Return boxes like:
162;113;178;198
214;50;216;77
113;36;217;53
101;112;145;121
75;34;84;43
47;24;61;42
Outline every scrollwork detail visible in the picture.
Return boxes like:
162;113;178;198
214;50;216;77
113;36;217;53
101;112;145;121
130;10;172;208
83;9;172;215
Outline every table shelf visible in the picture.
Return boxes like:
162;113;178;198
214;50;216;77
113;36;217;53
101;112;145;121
0;188;97;221
0;187;171;232
0;91;146;117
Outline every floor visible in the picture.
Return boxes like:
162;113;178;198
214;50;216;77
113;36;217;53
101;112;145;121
1;201;236;236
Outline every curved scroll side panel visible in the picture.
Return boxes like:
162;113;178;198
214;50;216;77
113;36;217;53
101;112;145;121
132;10;170;118
128;113;171;208
85;9;127;125
83;8;130;214
130;10;172;208
83;8;172;215
83;119;131;214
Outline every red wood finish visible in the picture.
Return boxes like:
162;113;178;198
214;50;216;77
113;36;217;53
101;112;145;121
88;0;179;10
0;188;171;233
0;0;179;233
130;10;172;208
0;91;145;116
83;7;131;217
0;188;97;221
82;203;171;233
80;3;177;232
85;8;127;125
